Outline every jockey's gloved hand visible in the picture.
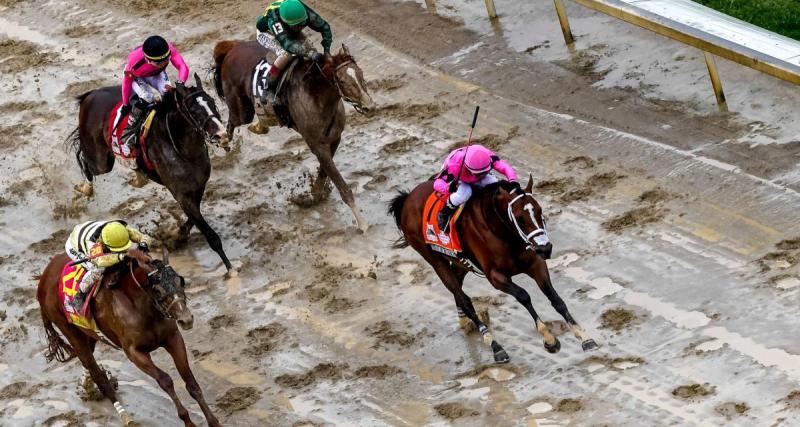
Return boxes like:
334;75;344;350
310;51;325;65
138;241;150;252
448;180;458;193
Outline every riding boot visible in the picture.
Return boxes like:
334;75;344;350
259;72;279;108
120;106;144;158
437;200;457;232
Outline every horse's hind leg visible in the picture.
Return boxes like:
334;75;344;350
528;258;598;351
59;325;133;424
311;138;341;194
176;192;232;271
127;347;196;427
311;139;368;233
429;258;509;364
488;269;561;354
165;332;221;427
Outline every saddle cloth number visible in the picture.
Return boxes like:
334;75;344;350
253;60;272;98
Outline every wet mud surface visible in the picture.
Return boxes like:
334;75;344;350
1;0;799;426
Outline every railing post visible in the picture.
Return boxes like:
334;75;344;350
484;0;497;20
554;0;575;46
703;51;728;112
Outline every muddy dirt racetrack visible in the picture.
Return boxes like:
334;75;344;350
2;0;800;425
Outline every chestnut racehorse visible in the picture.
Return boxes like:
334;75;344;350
389;178;598;364
37;248;220;426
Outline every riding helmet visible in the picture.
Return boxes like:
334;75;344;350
280;0;308;26
143;35;171;61
464;145;493;174
101;222;133;253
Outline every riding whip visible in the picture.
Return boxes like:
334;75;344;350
453;106;480;189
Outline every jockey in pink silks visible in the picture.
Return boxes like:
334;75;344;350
115;35;189;156
433;144;519;231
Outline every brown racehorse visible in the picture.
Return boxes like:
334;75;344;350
37;248;220;426
389;178;598;364
212;41;375;232
68;75;233;271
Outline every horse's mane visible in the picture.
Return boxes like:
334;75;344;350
302;52;355;85
474;180;518;197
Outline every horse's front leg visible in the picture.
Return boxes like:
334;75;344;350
164;331;221;427
309;137;368;233
126;347;196;427
487;269;561;354
528;257;599;351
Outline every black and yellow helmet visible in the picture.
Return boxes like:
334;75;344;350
143;35;170;62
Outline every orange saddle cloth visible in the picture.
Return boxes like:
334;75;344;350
422;192;465;258
58;263;99;331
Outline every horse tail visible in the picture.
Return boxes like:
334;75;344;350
42;315;76;363
212;41;238;99
388;191;410;249
64;126;81;166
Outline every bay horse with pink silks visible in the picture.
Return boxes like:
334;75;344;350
389;178;598;364
37;248;220;426
212;40;375;232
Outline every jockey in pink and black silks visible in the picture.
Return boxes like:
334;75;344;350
116;35;189;156
433;144;519;231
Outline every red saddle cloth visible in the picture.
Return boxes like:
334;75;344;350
422;192;465;258
58;263;99;331
106;102;154;170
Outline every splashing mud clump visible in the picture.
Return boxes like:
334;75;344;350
216;386;261;414
434;402;479;420
672;383;715;400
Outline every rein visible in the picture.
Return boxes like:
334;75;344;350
506;192;549;251
314;59;366;113
172;90;217;146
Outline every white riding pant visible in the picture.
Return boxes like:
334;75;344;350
132;71;170;104
448;174;498;206
256;31;287;57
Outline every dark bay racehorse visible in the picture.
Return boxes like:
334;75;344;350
213;41;374;232
37;249;220;426
68;75;232;270
389;178;598;364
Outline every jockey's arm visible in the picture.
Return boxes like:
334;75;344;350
168;44;190;84
276;30;310;57
305;6;332;55
492;158;518;182
93;253;125;268
126;227;152;246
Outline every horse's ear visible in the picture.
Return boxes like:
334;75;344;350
525;174;533;193
340;43;350;56
194;73;203;90
162;247;170;265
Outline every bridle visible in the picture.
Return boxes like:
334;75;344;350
314;58;368;114
170;89;220;146
128;260;181;319
503;188;550;252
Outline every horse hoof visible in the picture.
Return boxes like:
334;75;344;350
544;337;561;354
74;182;93;198
581;339;599;351
493;349;510;364
247;123;269;135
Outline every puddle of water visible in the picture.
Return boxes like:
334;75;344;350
694;339;724;352
484;367;516;382
703;326;800;380
775;277;800;290
526;401;553;415
197;359;262;385
612;361;640;370
0;16;52;45
623;291;709;330
585;363;605;373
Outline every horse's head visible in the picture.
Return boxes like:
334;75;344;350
326;44;375;114
497;176;552;259
127;248;193;330
173;73;229;149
